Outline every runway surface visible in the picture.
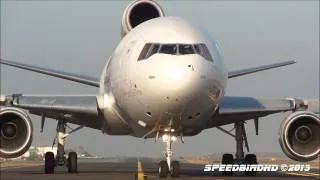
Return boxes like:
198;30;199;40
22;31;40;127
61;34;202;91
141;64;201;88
1;159;319;180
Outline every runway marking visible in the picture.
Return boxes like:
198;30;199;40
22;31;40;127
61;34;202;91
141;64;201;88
285;172;320;177
137;159;146;180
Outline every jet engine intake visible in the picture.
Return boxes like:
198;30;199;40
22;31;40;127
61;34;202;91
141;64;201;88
121;0;164;37
0;107;33;158
279;111;320;161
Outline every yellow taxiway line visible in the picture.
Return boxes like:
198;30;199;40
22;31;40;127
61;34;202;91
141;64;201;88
136;159;146;180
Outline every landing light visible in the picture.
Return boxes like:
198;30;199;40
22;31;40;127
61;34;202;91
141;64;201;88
103;94;115;108
164;128;175;132
162;134;169;142
162;134;177;142
171;136;177;141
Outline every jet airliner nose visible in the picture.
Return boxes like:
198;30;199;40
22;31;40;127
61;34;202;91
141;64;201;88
141;55;218;115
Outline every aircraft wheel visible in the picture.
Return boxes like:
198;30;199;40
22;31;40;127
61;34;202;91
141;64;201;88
244;154;257;176
170;160;180;178
158;160;169;178
44;152;55;174
67;152;78;173
221;153;234;176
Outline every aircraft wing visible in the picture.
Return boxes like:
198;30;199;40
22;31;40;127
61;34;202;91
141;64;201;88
228;60;296;79
0;59;100;87
0;94;102;130
210;96;309;127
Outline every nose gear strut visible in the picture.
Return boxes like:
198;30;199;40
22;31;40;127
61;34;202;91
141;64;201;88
158;118;181;178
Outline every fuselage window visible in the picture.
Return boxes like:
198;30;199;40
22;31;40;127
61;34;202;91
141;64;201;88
179;44;194;55
159;44;177;55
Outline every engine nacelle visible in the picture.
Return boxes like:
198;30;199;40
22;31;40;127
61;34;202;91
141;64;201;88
121;0;164;37
0;107;33;158
279;111;320;161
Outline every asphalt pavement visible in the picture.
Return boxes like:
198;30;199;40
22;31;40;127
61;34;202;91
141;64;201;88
0;159;319;180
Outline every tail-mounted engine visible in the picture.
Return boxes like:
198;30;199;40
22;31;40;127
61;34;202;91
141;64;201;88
121;0;164;37
279;111;320;161
0;107;33;158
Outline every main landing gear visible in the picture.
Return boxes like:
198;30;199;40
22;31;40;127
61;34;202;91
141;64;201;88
219;121;258;176
158;128;180;178
44;120;80;174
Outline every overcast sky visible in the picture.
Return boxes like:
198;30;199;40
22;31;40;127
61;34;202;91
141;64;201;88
1;0;319;157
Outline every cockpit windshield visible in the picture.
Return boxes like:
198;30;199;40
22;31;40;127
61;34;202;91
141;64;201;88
179;44;194;55
148;44;160;58
138;43;213;62
159;44;177;55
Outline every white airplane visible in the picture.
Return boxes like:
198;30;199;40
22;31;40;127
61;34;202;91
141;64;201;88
0;0;319;178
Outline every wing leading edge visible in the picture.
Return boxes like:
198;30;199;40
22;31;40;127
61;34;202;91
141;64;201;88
228;60;296;79
1;59;295;85
0;59;100;87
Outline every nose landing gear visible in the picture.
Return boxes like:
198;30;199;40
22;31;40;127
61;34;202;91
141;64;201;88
170;160;181;178
159;160;169;178
158;128;180;178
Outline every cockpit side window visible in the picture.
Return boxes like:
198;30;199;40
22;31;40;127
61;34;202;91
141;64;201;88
146;44;160;59
159;44;177;55
138;43;152;61
193;44;201;55
193;44;213;62
179;44;194;55
200;44;213;62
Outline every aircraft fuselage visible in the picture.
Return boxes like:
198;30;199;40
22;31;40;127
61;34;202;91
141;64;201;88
97;17;228;137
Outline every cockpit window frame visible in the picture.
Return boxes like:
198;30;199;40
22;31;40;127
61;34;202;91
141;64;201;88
193;43;214;62
138;43;152;61
138;43;214;62
178;44;195;55
159;44;178;55
146;43;160;59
